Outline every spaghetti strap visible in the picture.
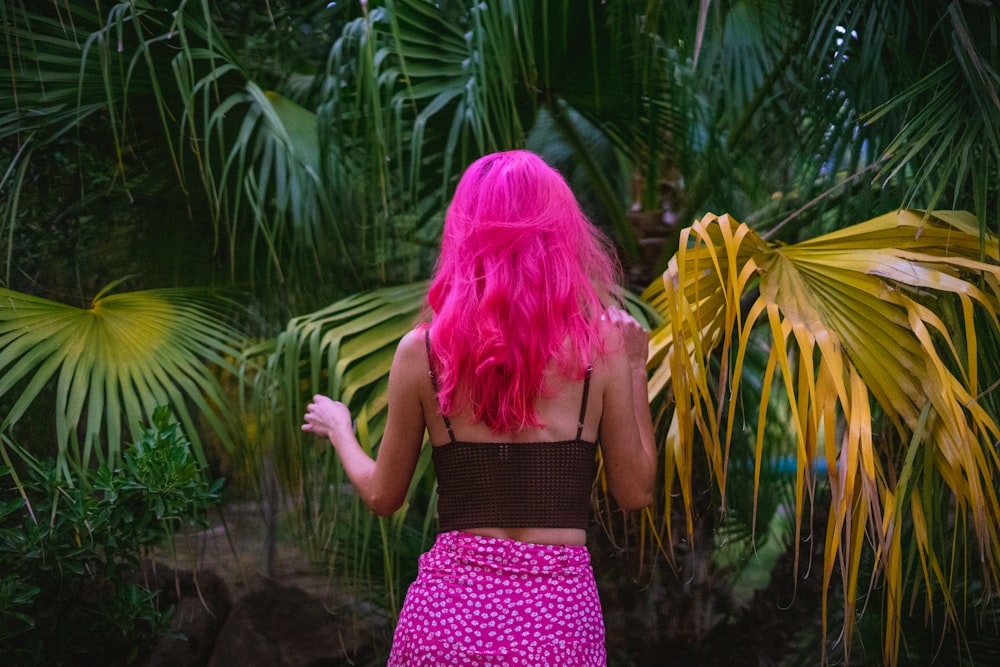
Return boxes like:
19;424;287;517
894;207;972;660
424;329;456;443
575;364;593;441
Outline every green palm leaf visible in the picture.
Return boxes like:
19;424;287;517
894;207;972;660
252;281;426;468
374;0;655;256
0;285;243;476
645;208;1000;665
240;282;429;605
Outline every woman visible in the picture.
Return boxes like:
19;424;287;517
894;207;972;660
302;150;656;665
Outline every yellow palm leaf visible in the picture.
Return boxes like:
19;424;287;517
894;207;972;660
644;209;1000;665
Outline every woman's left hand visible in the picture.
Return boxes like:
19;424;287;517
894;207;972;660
604;306;649;371
302;394;353;444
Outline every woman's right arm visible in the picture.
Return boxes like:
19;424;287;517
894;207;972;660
302;329;427;517
597;308;657;510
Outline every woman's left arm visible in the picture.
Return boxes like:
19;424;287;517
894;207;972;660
302;330;428;516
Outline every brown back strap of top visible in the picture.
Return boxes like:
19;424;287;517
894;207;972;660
576;362;593;440
425;329;456;443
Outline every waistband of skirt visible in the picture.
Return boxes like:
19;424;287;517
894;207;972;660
430;530;591;570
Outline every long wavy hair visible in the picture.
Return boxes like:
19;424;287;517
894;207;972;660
426;150;622;433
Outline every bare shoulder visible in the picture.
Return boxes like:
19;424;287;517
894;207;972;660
397;327;428;355
394;327;430;373
593;317;628;370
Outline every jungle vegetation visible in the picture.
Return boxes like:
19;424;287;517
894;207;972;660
2;1;1000;665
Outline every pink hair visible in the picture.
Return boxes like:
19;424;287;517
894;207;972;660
426;150;622;433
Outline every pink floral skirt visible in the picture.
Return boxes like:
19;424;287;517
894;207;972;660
387;531;606;666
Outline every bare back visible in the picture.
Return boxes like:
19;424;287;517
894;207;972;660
418;328;626;546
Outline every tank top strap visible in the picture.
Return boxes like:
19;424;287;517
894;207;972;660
575;363;593;441
424;329;456;443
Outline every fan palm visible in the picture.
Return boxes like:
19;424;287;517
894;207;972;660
644;208;1000;664
0;284;243;478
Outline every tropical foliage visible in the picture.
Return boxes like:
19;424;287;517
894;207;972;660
0;407;223;666
2;0;1000;663
0;285;243;477
645;208;1000;664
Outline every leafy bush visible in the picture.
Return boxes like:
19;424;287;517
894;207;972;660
0;406;224;666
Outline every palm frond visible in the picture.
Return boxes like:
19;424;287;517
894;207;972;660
240;281;430;610
243;281;427;525
811;0;1000;232
644;208;1000;664
376;1;656;257
0;285;244;476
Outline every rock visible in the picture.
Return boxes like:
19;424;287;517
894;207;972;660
143;561;232;667
207;576;382;667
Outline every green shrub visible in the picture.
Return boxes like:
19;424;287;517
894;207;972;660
0;406;224;666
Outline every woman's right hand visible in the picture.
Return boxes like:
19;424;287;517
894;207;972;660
302;394;354;446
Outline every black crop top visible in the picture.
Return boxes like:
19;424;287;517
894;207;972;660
425;331;598;532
